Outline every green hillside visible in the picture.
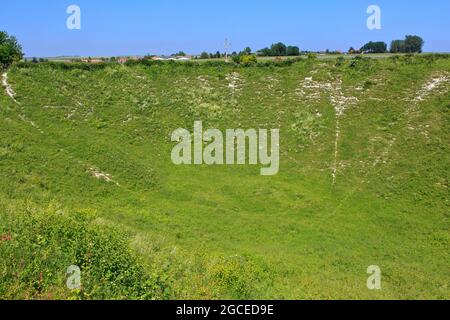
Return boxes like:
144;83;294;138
1;55;449;299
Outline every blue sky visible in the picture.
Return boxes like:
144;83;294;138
1;0;449;57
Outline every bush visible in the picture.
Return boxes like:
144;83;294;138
349;56;373;70
14;61;113;71
206;256;270;299
257;57;303;68
0;202;171;299
240;55;258;64
335;56;345;67
232;54;257;65
306;53;317;60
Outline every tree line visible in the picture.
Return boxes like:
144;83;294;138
197;35;424;60
197;43;302;60
256;43;301;56
354;35;424;54
0;30;428;68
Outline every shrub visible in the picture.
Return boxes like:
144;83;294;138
335;56;345;67
349;56;373;70
206;256;269;299
240;55;258;64
232;54;258;65
306;53;317;60
0;202;171;300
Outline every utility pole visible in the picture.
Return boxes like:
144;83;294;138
224;38;231;62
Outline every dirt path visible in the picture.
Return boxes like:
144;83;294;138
297;77;358;184
2;72;19;104
414;74;450;103
372;73;450;168
2;71;118;186
2;71;45;134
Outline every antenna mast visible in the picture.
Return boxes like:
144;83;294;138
224;38;231;62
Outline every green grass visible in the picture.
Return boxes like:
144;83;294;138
1;54;449;299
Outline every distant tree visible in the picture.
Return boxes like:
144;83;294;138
0;31;24;68
390;40;406;53
242;47;252;55
390;36;424;53
287;46;300;56
32;57;38;63
360;41;387;53
404;35;424;53
200;52;209;59
270;42;287;56
215;51;221;58
257;43;300;56
171;51;186;57
257;47;272;56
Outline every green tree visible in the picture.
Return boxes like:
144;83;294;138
287;46;300;56
257;47;272;56
200;52;209;59
270;42;287;56
390;40;406;53
0;31;24;68
389;36;424;53
171;51;186;57
242;47;252;55
360;41;387;54
404;35;424;53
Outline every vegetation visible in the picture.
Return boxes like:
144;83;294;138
232;54;258;64
390;35;425;53
360;41;388;54
199;52;210;59
0;202;170;299
257;43;301;56
0;31;23;68
1;53;449;300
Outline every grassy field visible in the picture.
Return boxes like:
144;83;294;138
0;54;449;300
